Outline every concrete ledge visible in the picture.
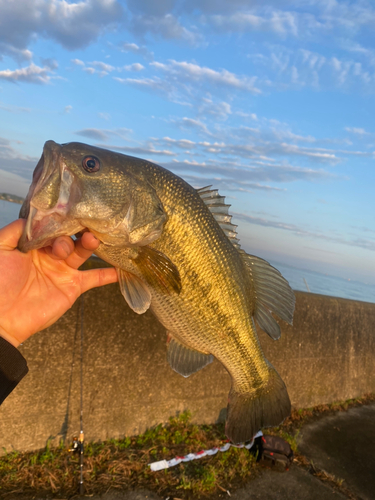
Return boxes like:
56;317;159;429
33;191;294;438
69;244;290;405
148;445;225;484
1;274;374;453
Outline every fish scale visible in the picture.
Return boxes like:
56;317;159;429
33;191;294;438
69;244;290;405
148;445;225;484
138;168;270;390
18;141;295;443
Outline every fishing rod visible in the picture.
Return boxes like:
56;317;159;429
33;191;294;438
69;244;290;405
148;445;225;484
69;294;85;495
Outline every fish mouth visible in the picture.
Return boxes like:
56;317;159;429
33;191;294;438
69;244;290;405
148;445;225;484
18;141;84;252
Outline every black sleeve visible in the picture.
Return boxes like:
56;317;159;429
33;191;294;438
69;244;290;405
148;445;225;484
0;337;29;405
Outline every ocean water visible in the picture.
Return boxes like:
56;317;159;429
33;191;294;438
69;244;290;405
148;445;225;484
1;199;374;304
271;261;375;305
0;199;22;228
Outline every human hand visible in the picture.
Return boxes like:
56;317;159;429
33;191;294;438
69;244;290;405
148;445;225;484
0;219;117;348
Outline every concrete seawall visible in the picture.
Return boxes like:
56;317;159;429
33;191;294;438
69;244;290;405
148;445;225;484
1;280;374;453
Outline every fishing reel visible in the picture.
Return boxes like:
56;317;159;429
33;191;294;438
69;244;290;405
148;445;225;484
69;431;84;454
69;431;85;494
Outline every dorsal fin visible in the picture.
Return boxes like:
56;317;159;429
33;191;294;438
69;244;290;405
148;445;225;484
239;251;295;340
197;186;241;249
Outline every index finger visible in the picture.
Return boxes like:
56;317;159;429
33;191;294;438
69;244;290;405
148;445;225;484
63;232;101;270
0;219;26;251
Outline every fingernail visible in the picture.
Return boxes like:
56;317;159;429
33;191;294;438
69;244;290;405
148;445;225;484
60;241;71;256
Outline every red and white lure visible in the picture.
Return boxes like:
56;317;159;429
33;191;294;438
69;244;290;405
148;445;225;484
149;431;263;471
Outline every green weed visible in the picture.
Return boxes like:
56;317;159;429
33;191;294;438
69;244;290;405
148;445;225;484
0;395;373;499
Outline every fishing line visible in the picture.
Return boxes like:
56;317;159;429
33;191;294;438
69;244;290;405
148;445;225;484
78;294;84;495
69;294;85;495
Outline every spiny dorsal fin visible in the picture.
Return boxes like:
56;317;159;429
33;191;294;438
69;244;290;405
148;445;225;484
197;186;241;249
167;334;214;378
239;251;295;340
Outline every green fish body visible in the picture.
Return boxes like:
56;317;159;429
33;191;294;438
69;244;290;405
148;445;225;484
19;140;295;443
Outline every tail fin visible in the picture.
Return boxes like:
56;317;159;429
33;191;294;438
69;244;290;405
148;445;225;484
225;364;291;444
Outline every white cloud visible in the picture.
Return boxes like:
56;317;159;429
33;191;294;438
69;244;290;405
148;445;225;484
250;44;375;90
318;0;375;32
331;56;350;85
234;211;375;253
268;128;316;143
197;97;231;120
89;61;116;73
149;121;353;167
291;65;299;83
129;13;202;45
115;59;260;109
172;117;212;135
64;105;72;114
151;59;261;94
163;137;197;149
236;111;258;120
0;43;33;62
75;127;133;142
339;39;375;67
114;76;169;96
110;144;176;157
124;63;145;71
73;59;117;76
0;63;53;84
345;127;370;136
71;58;85;66
199;1;375;49
0;0;124;58
75;129;109;141
300;49;326;70
204;122;318;153
162;157;337;185
126;0;176;17
41;58;58;70
209;10;299;36
120;42;154;60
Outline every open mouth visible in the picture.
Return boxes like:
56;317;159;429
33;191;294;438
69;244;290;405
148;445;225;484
24;165;74;242
18;144;84;252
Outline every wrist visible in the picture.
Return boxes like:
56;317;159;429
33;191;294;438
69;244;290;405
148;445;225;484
0;326;21;348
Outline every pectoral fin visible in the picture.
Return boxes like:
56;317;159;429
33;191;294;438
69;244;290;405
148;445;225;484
167;335;213;378
132;246;181;295
117;268;151;314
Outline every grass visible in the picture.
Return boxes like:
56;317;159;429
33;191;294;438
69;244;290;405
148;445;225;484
0;411;259;499
1;393;374;499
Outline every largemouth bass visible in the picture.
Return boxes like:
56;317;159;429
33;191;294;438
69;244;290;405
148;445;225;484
18;140;295;443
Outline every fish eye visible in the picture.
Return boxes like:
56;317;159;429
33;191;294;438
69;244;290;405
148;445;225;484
82;155;100;173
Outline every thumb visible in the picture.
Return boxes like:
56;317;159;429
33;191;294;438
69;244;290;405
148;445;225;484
0;219;26;251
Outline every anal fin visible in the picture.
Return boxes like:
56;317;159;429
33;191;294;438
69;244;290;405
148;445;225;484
167;335;213;378
117;268;151;314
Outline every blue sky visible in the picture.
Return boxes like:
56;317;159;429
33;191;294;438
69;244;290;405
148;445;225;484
0;0;374;284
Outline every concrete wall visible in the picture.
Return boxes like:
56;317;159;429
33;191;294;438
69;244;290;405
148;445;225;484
1;275;374;453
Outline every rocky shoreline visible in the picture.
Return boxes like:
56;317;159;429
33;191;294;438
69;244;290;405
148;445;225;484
0;192;24;204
